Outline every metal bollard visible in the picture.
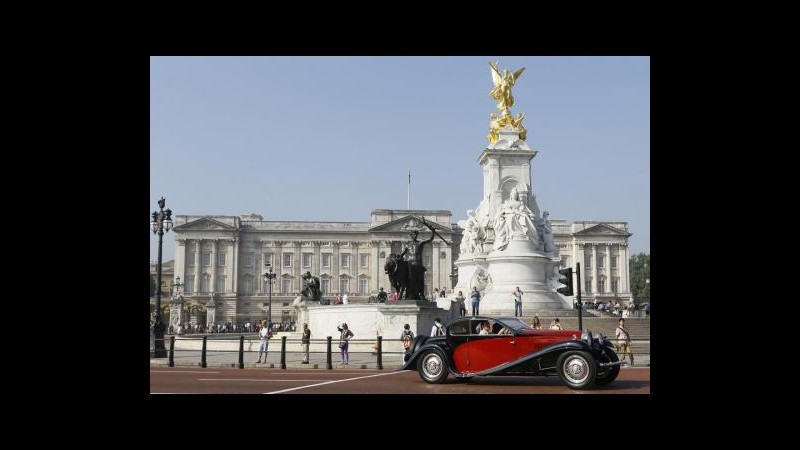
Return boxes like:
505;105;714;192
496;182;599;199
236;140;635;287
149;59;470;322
280;336;287;369
168;336;175;367
238;335;244;369
326;336;333;370
201;336;207;368
377;336;383;370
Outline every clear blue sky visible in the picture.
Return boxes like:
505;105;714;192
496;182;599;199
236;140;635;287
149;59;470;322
150;56;649;263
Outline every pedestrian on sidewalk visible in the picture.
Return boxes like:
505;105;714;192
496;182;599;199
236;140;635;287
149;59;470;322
337;323;354;365
256;320;272;364
616;318;633;366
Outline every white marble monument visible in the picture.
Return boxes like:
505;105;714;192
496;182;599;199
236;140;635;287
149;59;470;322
452;62;571;315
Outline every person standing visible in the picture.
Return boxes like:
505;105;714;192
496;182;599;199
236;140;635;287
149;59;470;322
456;290;467;317
400;323;415;354
470;287;481;316
549;318;562;330
300;323;311;364
430;317;445;337
377;287;388;303
532;314;541;329
337;323;354;366
256;320;272;364
513;286;523;317
615;318;633;365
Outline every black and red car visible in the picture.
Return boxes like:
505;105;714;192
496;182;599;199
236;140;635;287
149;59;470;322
401;316;623;390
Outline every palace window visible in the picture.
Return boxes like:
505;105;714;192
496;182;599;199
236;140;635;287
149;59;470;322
597;255;605;269
302;253;313;268
187;252;196;267
359;254;369;267
202;252;211;267
283;253;292;268
611;255;618;269
339;277;350;294
598;279;605;294
282;278;292;294
321;278;330;294
584;256;591;268
611;277;619;293
263;253;273;267
216;276;226;293
585;278;592;294
340;254;350;268
322;253;331;268
243;252;254;268
185;275;195;294
217;252;226;266
201;274;211;294
242;276;253;295
358;277;368;295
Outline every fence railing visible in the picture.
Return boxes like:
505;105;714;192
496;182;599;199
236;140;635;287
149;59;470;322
157;335;650;368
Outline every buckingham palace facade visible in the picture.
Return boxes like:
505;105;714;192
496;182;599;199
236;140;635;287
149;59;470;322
168;209;632;326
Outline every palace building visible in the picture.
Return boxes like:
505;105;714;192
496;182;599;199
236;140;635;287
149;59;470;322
163;209;632;327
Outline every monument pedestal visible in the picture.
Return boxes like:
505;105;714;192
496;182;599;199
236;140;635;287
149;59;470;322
477;236;570;315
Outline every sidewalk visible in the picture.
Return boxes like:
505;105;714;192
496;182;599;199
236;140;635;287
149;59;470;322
151;348;649;369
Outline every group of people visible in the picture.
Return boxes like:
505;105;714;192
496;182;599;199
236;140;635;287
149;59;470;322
257;321;313;365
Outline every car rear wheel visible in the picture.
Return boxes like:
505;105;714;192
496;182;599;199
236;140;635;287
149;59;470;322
556;350;597;390
595;348;620;386
418;349;449;384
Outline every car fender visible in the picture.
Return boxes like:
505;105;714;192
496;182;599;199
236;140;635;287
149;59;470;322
399;336;450;371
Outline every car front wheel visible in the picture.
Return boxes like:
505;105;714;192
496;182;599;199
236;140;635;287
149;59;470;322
556;350;597;390
418;349;449;384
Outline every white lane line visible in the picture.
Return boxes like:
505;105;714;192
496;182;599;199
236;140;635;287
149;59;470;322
151;370;221;373
264;370;407;394
198;379;324;382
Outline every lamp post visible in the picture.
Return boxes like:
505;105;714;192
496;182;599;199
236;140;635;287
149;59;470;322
263;263;276;330
150;196;173;358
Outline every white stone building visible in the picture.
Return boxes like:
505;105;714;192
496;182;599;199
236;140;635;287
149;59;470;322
167;208;632;326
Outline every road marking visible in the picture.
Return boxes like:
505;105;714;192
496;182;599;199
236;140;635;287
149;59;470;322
198;379;325;382
151;370;221;373
263;370;407;394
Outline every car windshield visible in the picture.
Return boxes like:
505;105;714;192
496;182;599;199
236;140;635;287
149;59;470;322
496;317;533;332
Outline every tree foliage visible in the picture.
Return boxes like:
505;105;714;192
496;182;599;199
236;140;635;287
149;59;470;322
629;252;650;303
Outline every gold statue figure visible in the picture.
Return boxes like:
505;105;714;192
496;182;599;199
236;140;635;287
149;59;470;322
487;61;527;143
489;61;525;115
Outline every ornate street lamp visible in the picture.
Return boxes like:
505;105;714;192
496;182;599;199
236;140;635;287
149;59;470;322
263;263;277;329
150;196;173;358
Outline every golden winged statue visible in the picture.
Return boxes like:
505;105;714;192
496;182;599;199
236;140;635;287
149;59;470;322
487;61;527;143
489;61;525;115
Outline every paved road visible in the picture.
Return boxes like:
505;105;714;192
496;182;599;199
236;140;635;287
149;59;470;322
150;366;649;394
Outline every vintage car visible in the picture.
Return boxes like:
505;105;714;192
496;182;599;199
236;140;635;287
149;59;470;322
400;316;623;390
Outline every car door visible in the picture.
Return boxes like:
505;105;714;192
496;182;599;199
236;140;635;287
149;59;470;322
460;319;519;373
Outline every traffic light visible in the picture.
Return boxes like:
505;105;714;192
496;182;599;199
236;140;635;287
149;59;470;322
557;268;574;296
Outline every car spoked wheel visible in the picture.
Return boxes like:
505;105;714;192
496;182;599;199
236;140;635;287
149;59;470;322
556;350;597;390
418;350;449;384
